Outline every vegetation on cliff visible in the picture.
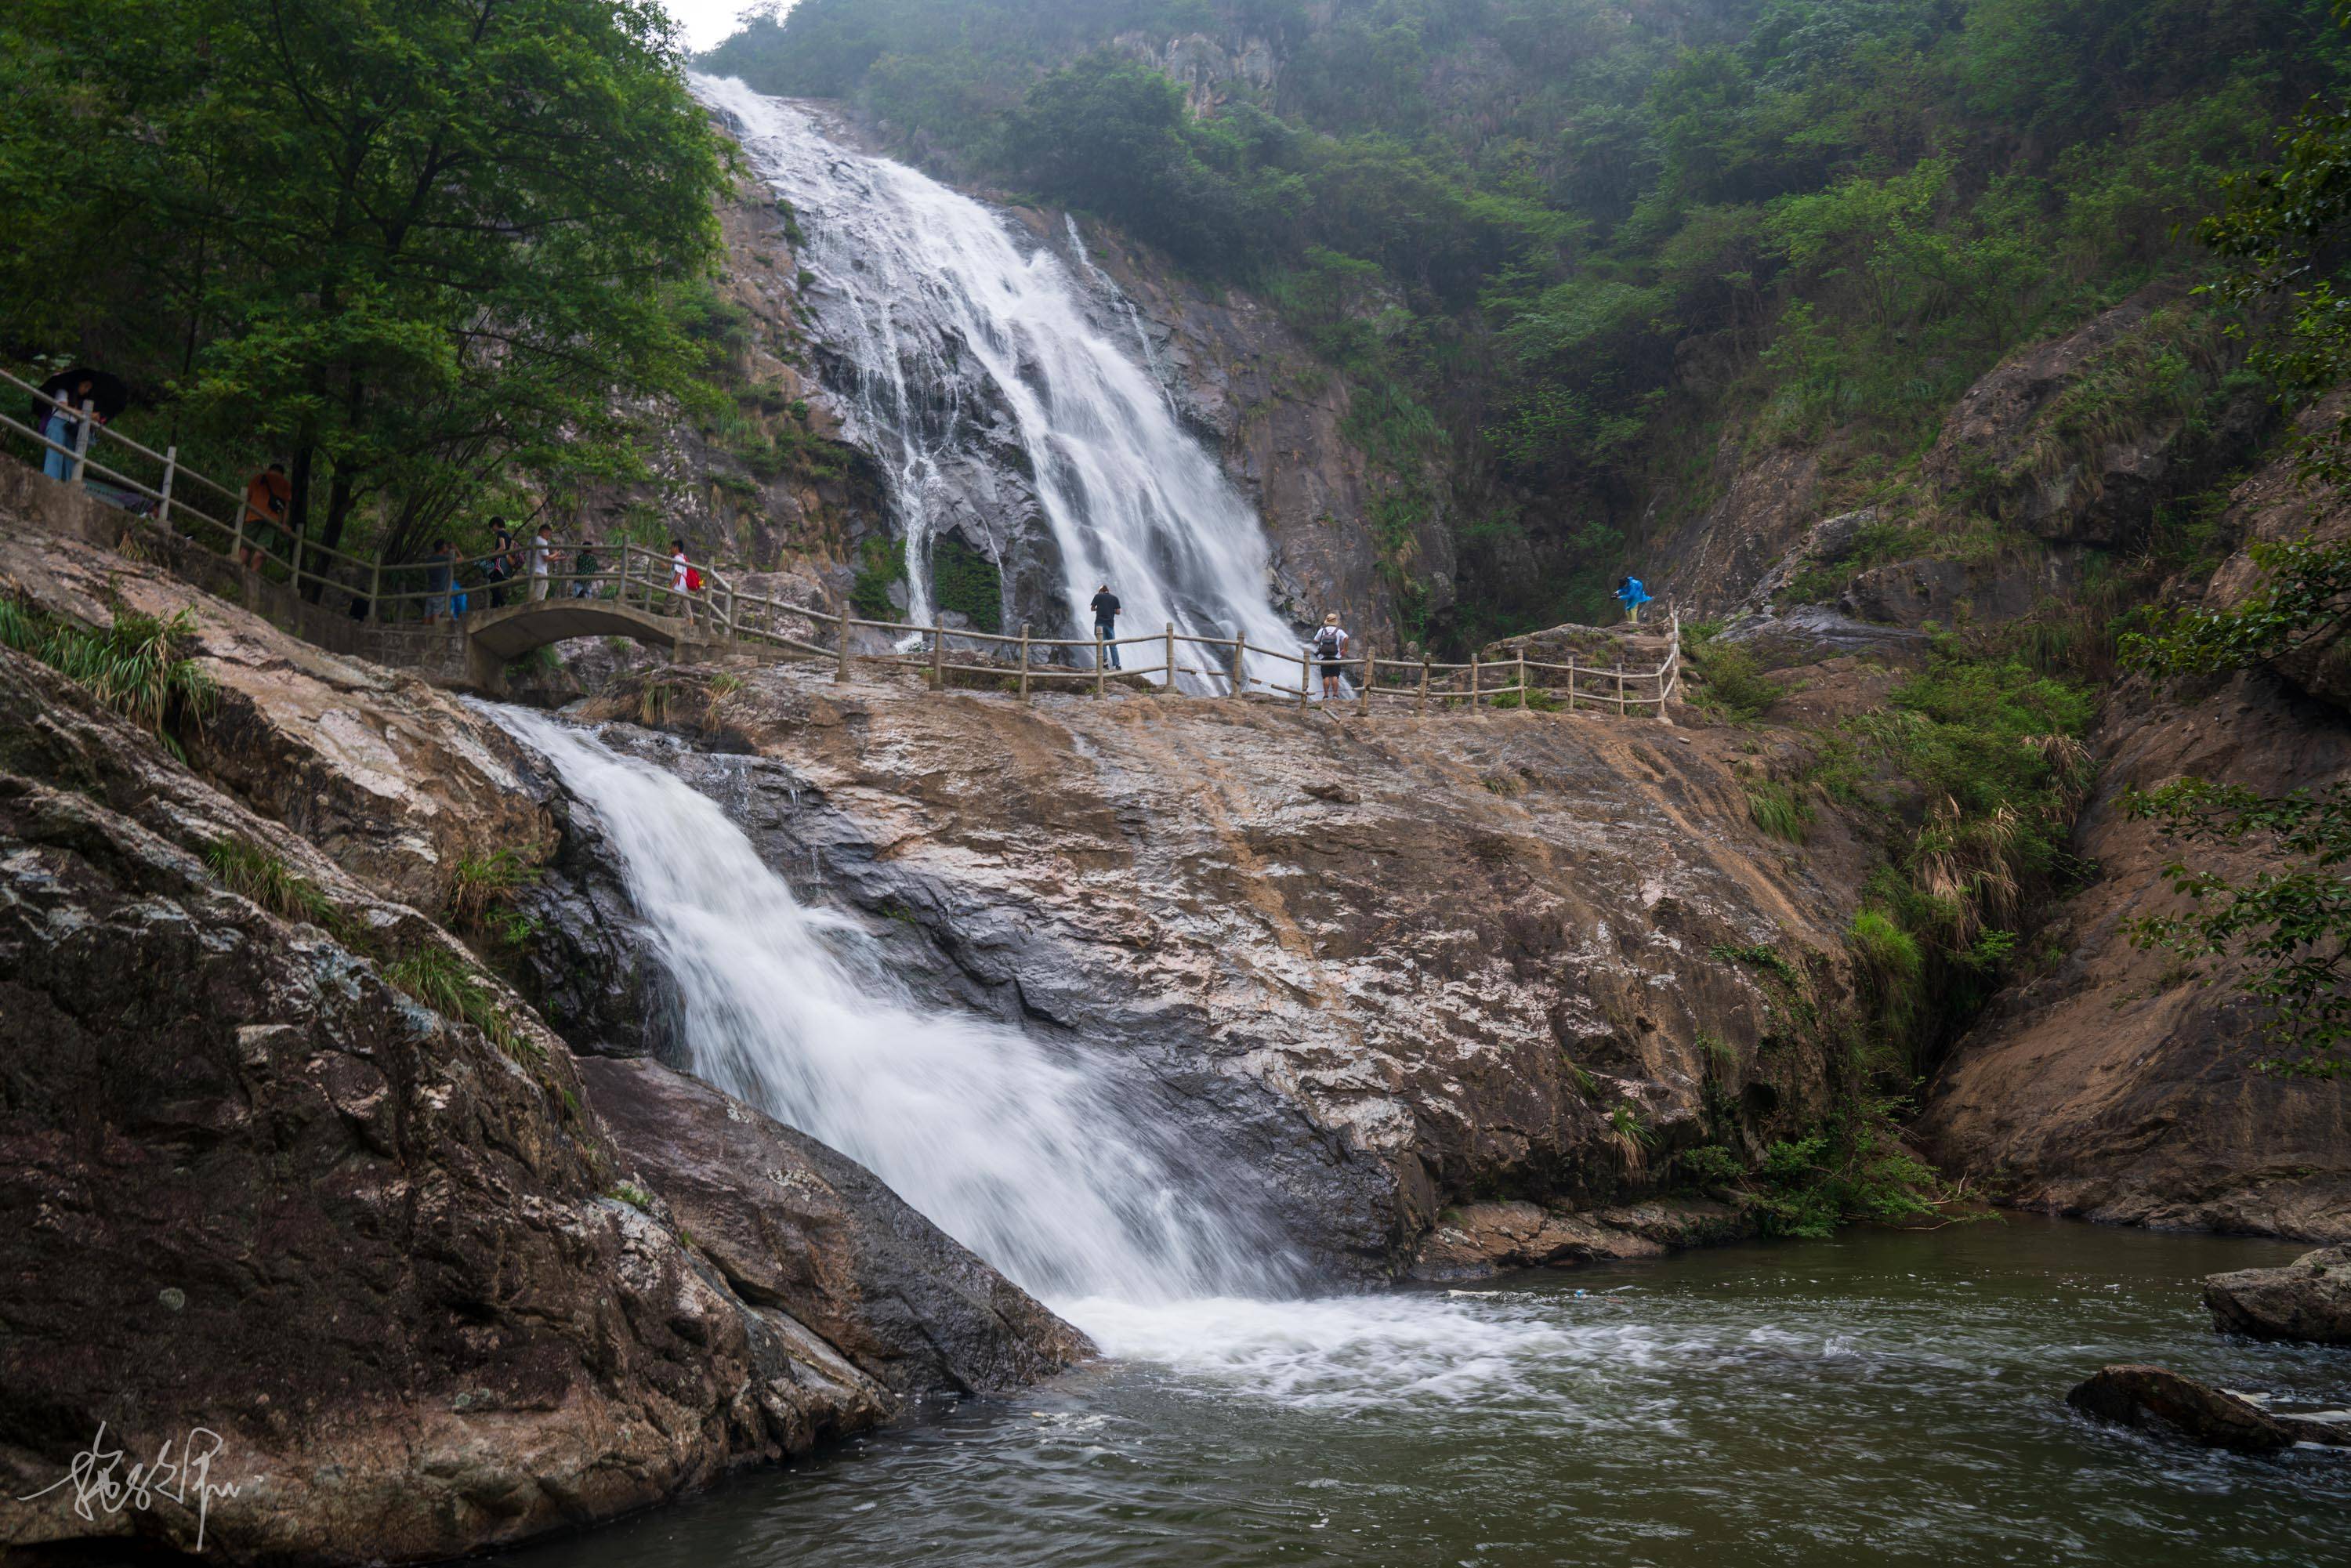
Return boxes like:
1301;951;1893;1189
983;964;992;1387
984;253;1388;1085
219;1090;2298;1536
708;0;2349;639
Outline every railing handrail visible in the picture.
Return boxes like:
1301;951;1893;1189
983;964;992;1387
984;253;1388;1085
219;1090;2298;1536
6;363;1680;719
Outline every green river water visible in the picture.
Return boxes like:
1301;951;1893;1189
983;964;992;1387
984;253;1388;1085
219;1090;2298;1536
513;1217;2349;1567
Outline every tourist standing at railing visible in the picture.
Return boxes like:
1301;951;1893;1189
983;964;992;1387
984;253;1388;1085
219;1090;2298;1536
527;524;555;602
239;463;292;573
670;538;697;624
1309;614;1349;702
425;539;456;624
484;519;516;607
1090;583;1121;669
32;372;101;483
571;539;602;599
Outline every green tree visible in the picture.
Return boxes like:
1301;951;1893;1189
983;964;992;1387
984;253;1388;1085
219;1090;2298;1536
0;0;730;570
2201;1;2351;487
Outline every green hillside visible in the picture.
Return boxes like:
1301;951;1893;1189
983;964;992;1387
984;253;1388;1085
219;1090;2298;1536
708;0;2349;641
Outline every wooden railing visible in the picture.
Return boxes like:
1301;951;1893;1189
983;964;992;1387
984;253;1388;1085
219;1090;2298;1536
4;361;1680;718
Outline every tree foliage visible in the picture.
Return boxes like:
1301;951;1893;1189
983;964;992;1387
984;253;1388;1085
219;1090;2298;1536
0;0;730;567
2201;0;2351;489
2125;779;2351;1078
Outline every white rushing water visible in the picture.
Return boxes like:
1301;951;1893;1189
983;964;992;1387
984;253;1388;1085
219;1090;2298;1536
494;705;1280;1305
692;75;1302;690
491;705;1583;1396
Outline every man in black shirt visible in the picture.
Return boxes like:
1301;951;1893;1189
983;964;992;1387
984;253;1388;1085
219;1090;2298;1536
1090;583;1121;670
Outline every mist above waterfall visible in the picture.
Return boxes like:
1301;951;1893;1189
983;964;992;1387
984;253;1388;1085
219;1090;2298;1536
694;76;1303;688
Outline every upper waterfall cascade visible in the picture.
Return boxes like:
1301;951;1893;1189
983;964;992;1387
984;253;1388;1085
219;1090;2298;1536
693;75;1302;688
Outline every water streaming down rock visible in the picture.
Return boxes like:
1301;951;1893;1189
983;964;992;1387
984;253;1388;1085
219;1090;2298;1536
694;76;1302;689
494;704;1291;1308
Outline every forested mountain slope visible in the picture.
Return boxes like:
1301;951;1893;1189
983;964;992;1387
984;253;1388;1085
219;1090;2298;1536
708;0;2348;646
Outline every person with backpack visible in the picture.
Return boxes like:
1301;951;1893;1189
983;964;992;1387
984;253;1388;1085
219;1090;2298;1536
670;538;703;623
1308;613;1349;702
1089;583;1121;670
484;518;516;607
1615;574;1653;625
238;463;292;573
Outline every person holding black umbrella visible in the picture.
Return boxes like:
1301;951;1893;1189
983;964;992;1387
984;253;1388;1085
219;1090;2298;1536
31;367;125;483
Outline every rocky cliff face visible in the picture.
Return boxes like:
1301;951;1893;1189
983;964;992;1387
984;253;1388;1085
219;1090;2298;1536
556;659;1888;1277
0;483;1085;1563
576;170;889;599
1915;413;2351;1240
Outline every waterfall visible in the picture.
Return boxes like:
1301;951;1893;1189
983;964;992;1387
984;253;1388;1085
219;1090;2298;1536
693;75;1302;690
493;705;1292;1308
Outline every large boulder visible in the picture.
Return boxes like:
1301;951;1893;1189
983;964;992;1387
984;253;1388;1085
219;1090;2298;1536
0;643;1085;1563
581;1055;1091;1394
2206;1244;2351;1345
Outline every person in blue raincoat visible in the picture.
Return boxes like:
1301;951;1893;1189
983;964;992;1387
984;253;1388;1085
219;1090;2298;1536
1615;574;1652;625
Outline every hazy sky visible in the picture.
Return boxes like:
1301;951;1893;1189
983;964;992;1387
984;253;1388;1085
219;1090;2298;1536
662;0;770;53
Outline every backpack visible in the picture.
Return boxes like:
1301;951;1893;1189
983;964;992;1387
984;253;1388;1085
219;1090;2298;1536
686;566;704;592
1315;626;1343;658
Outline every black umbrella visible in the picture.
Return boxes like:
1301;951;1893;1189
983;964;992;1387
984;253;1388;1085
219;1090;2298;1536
31;366;129;425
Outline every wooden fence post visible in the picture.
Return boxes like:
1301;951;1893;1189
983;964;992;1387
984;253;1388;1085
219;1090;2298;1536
1230;632;1246;700
1566;661;1578;713
930;625;945;690
835;598;850;683
1296;648;1308;712
158;446;176;534
1516;648;1527;704
1418;657;1429;714
1615;662;1626;716
1357;645;1372;717
1095;629;1107;697
230;494;247;567
1162;622;1175;695
1469;654;1480;709
69;409;92;486
1019;621;1031;704
368;559;382;624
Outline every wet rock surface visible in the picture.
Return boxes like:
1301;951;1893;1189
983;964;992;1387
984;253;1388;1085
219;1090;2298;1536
2206;1244;2351;1345
0;506;557;911
2066;1364;2351;1454
0;500;1085;1562
569;662;1882;1276
581;1056;1092;1395
1407;1198;1747;1282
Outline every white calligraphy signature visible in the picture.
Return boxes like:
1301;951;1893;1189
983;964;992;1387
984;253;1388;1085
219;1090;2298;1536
16;1422;245;1552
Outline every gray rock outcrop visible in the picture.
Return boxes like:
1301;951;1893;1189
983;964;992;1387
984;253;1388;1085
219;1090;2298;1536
2206;1244;2351;1345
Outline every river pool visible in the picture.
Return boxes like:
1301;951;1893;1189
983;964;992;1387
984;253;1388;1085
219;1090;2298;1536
513;1217;2350;1567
